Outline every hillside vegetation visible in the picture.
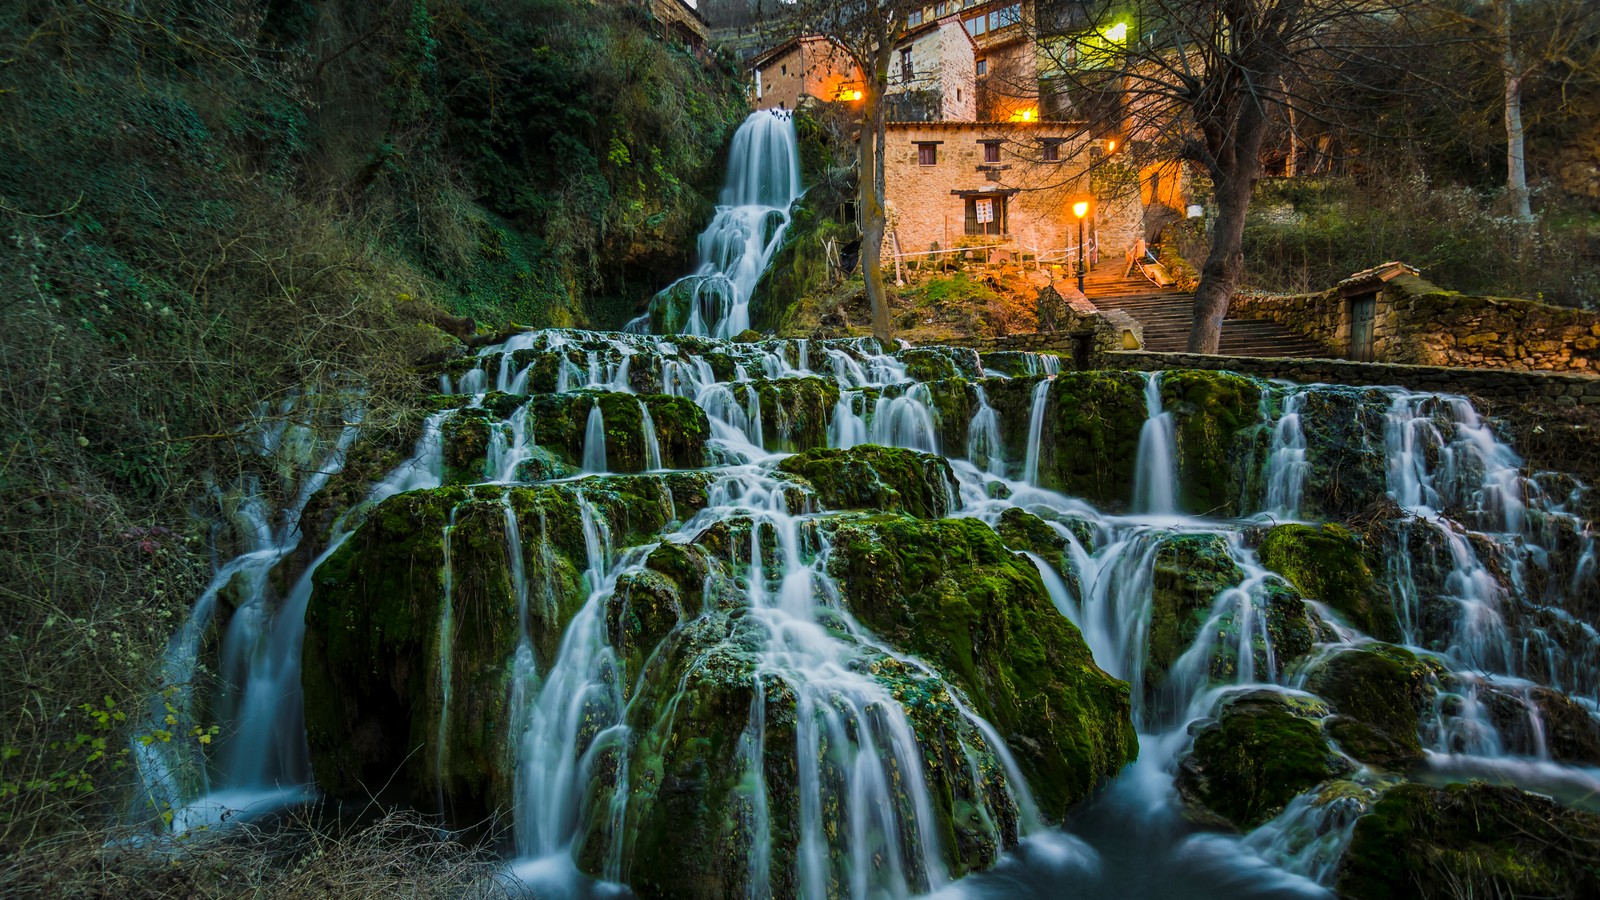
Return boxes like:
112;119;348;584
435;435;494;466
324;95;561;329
0;0;742;868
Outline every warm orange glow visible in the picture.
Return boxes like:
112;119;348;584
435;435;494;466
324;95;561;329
1008;107;1037;123
853;90;863;101
1106;139;1117;153
1072;201;1089;218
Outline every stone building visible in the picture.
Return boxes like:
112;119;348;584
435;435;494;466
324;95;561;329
885;15;978;122
750;36;863;112
648;0;711;54
882;121;1144;264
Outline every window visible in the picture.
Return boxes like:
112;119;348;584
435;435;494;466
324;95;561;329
976;58;988;76
1042;141;1060;162
964;196;1006;235
781;64;787;76
908;10;923;26
900;48;914;83
990;4;1022;31
935;2;948;16
966;14;986;36
917;143;938;166
983;142;1001;163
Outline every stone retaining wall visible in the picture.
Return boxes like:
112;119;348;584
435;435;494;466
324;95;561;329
960;284;1143;364
1098;350;1600;407
1229;274;1600;374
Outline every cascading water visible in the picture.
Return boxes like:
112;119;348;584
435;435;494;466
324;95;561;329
628;111;803;339
146;104;1598;900
1132;373;1179;515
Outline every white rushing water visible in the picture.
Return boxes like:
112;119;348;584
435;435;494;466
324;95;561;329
627;111;803;340
145;102;1597;900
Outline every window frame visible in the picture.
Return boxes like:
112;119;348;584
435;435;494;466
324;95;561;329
916;142;939;166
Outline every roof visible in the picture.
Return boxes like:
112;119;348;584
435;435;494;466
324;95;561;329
1338;261;1419;294
747;34;854;70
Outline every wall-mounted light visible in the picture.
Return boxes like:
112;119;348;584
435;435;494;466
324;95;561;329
1010;108;1037;122
1072;201;1089;218
1105;22;1128;42
1106;139;1117;153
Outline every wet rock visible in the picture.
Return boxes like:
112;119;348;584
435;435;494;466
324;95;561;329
1337;782;1600;900
1257;523;1402;641
826;514;1139;819
777;445;956;518
1175;689;1349;830
1158;370;1264;516
1304;643;1440;770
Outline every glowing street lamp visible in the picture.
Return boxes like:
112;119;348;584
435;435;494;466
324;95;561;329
1105;22;1128;42
1073;200;1090;295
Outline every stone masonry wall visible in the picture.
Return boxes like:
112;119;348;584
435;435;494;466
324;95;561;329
1229;273;1600;373
1097;350;1600;407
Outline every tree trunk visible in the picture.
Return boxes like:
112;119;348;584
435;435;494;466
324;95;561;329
1501;0;1533;221
1187;167;1251;354
859;61;893;345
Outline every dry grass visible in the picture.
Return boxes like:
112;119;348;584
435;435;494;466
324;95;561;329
0;808;513;899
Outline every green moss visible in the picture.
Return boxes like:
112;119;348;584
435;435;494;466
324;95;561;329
1337;782;1600;900
1158;370;1264;516
777;446;956;518
751;377;841;453
1147;534;1243;695
1034;371;1148;506
1258;523;1401;640
1176;690;1348;830
1305;643;1440;769
1296;387;1392;520
826;514;1138;818
897;346;983;382
441;408;494;485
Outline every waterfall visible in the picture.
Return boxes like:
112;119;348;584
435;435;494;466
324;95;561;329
629;111;803;339
582;402;608;473
1020;378;1051;485
967;384;1005;478
1262;388;1308;519
638;398;663;471
1132;373;1178;515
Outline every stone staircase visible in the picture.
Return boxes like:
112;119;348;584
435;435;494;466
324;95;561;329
1080;263;1327;358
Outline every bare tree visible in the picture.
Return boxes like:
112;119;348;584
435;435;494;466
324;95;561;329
1035;1;1423;353
769;1;933;345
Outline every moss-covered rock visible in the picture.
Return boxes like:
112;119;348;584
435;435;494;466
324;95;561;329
1304;643;1439;769
1476;680;1600;765
777;445;956;518
1258;523;1401;641
1296;386;1391;520
1033;371;1148;504
825;514;1138;818
1175;690;1349;830
897;346;983;382
1148;534;1244;693
519;391;709;474
441;407;495;485
1336;782;1600;900
750;376;841;453
978;352;1060;378
1158;370;1264;516
302;486;520;817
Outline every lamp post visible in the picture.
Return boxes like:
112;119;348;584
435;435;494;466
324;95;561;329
1072;200;1089;296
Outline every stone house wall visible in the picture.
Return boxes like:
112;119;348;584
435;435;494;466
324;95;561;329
886;18;977;121
752;38;862;111
882;122;1142;265
1230;273;1600;373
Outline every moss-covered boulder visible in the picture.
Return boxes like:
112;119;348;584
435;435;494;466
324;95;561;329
441;408;495;485
1304;643;1439;769
1159;370;1264;516
1034;371;1147;505
750;376;840;453
303;486;522;817
1336;782;1600;900
777;445;956;518
1147;533;1243;693
1296;386;1391;520
1175;690;1349;830
1258;523;1401;641
897;346;983;382
513;391;708;474
825;515;1138;818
